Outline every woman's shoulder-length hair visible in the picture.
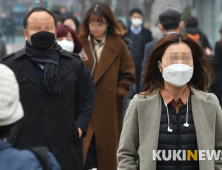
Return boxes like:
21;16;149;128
79;2;126;39
141;33;215;95
56;24;83;53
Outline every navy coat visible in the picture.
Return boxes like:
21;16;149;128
76;66;95;137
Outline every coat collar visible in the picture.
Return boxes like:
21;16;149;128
14;48;72;91
82;34;119;84
139;86;215;169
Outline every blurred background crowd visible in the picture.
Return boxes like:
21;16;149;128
0;0;222;53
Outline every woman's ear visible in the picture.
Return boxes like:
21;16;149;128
158;61;163;73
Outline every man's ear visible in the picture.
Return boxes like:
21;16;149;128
158;23;164;32
23;30;29;42
178;21;184;31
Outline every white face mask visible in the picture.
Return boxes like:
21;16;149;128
159;62;194;87
131;18;143;27
57;39;74;52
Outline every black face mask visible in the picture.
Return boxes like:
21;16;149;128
29;31;56;50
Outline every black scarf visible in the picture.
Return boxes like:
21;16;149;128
26;41;64;93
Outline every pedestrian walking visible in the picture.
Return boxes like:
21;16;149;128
79;2;136;170
117;33;222;170
1;7;84;170
126;8;152;93
141;7;183;91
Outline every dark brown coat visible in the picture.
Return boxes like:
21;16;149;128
81;34;136;170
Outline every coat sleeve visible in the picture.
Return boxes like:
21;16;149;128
209;94;222;170
117;40;136;97
75;66;95;137
73;58;85;116
117;94;139;170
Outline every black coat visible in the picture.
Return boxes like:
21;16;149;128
126;26;152;93
1;48;84;170
140;39;159;91
126;26;153;57
211;42;222;106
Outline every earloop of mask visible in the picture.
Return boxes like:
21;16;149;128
158;61;164;70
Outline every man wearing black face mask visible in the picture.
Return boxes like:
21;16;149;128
1;7;84;170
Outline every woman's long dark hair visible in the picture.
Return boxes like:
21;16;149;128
142;33;215;94
79;2;125;39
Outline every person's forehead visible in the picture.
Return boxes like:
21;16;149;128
131;12;142;17
29;22;53;26
168;52;191;56
165;43;191;53
66;31;72;36
28;11;54;24
89;20;106;24
64;19;74;24
89;16;106;24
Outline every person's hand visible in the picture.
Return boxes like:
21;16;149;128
205;47;214;55
78;128;83;138
79;49;88;62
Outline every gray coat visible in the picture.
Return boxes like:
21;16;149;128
117;86;222;170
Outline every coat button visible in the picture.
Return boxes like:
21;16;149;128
13;136;17;140
109;88;112;91
23;77;27;81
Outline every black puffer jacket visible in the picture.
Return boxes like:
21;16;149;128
156;97;199;170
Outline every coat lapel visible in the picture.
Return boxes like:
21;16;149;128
18;57;45;90
140;87;215;169
82;38;94;73
189;86;215;169
58;57;71;80
82;35;118;84
138;92;162;169
17;49;71;91
93;42;118;84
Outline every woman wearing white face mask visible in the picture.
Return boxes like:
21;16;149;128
56;24;88;61
126;8;153;93
117;34;222;170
